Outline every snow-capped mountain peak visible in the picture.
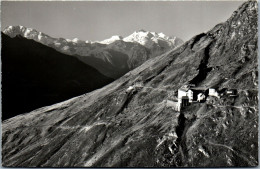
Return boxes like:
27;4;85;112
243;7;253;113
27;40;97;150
3;25;51;43
3;25;26;38
99;35;123;44
71;38;85;44
123;29;182;48
158;32;169;39
72;38;80;43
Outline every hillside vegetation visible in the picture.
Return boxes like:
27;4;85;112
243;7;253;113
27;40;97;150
2;1;258;167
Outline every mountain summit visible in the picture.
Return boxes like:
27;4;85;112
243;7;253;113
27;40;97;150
3;25;54;44
99;35;123;44
123;30;181;48
99;29;182;49
2;1;258;167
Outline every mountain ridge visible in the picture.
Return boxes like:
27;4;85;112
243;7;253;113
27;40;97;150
3;25;182;46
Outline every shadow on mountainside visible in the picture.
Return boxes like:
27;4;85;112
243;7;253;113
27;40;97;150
2;33;114;120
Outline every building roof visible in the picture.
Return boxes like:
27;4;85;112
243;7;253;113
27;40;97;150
178;88;189;92
227;89;237;91
190;87;209;91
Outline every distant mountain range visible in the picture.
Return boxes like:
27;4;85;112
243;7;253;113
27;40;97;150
3;26;183;78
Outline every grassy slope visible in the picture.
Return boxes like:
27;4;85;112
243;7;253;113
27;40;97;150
2;1;258;167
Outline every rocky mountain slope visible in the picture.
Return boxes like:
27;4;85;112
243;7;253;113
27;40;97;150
2;1;258;167
1;33;113;120
3;27;183;78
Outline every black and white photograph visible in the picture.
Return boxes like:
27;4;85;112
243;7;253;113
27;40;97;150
1;0;258;167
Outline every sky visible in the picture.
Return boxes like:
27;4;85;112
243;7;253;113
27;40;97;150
1;1;245;42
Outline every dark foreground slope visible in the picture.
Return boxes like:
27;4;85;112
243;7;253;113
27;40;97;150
2;33;113;120
2;1;258;167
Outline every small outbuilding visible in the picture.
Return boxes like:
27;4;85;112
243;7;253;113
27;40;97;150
187;90;194;103
209;88;220;98
134;82;143;88
166;100;181;112
126;86;134;92
197;93;206;102
226;89;237;96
